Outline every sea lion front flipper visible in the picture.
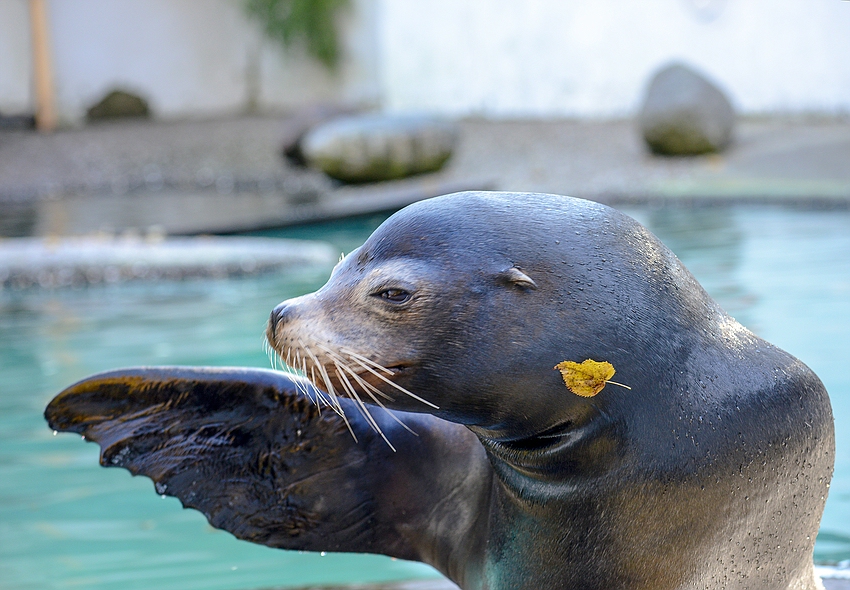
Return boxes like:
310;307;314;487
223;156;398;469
44;367;490;568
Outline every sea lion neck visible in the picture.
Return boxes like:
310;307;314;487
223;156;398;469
468;394;626;488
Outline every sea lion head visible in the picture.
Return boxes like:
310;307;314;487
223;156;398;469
267;191;723;443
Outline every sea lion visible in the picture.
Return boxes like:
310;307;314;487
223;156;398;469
46;191;833;590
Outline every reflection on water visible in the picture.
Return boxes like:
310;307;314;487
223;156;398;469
1;204;849;590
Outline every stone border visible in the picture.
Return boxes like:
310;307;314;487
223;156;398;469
0;235;337;290
0;176;494;238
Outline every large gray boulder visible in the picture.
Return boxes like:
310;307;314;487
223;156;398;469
639;63;735;155
301;114;458;183
279;104;359;167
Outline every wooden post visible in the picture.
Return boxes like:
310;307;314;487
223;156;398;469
29;0;57;132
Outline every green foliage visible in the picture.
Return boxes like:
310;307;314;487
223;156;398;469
244;0;350;70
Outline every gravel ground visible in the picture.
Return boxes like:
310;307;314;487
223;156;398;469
448;116;850;202
0;115;333;202
1;113;848;206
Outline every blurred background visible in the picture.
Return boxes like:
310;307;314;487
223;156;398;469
1;1;849;590
1;0;849;122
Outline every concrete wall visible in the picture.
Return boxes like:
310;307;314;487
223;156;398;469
377;0;850;117
0;0;32;114
0;0;380;123
2;0;849;122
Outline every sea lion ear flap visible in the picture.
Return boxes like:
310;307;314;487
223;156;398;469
500;267;537;290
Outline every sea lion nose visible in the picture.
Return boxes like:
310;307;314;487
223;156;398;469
269;295;312;338
269;301;294;331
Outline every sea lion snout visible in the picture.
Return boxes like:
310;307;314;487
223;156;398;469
268;302;288;335
266;298;299;346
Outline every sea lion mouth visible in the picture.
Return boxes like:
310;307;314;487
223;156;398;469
477;415;619;479
483;420;576;455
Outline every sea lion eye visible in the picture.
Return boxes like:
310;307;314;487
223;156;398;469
376;289;411;303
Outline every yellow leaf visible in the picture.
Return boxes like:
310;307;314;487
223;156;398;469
554;359;620;397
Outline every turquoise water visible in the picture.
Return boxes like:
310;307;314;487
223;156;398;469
0;206;848;589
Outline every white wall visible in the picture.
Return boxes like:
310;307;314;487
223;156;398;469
0;0;32;114
0;0;380;123
3;0;849;122
376;0;850;117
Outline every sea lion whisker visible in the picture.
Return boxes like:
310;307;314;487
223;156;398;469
299;357;330;409
334;363;396;451
318;343;415;407
314;362;356;441
317;346;394;402
303;343;353;415
276;348;290;374
301;361;330;409
301;343;346;417
317;363;345;416
335;405;358;443
339;348;396;375
310;361;342;415
308;366;325;415
283;358;312;400
346;356;439;409
290;344;334;411
274;350;292;377
277;347;302;378
295;356;317;405
338;363;418;437
263;339;279;372
333;363;378;428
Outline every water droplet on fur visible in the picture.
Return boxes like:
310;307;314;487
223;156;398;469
81;435;86;441
160;495;166;499
320;552;327;557
52;431;57;436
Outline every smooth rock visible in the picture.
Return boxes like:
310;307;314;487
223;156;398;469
279;103;360;167
639;63;735;155
87;89;150;121
302;114;458;183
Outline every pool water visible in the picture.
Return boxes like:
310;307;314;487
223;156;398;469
1;205;848;589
